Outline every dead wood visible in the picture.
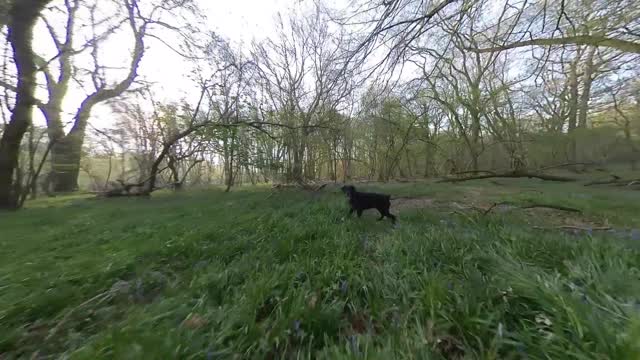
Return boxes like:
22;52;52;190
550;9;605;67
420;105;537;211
584;175;640;187
454;170;497;176
536;162;597;171
272;182;328;192
481;201;581;216
533;225;612;231
438;171;576;183
519;204;581;212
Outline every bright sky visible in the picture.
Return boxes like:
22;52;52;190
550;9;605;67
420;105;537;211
31;0;302;131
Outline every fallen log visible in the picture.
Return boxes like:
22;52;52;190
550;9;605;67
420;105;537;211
95;178;155;198
438;171;576;183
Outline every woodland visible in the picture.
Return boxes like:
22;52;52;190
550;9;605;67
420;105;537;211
1;0;640;358
0;0;638;205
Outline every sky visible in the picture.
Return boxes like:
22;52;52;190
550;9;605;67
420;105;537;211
29;0;303;132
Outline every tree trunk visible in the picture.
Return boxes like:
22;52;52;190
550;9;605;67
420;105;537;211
48;97;98;192
0;0;49;209
623;119;638;171
342;136;352;183
405;148;413;178
292;139;305;182
578;46;596;129
145;144;171;193
49;138;80;192
167;155;181;189
225;154;234;192
224;133;236;192
566;54;580;163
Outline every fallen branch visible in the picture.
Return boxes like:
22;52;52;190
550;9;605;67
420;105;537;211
520;204;581;212
438;171;576;183
481;201;581;216
481;202;503;216
536;162;597;172
98;180;149;198
454;170;497;176
311;183;327;192
533;225;612;231
273;182;328;192
559;225;612;231
584;175;640;187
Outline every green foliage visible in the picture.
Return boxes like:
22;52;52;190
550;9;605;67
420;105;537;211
1;181;640;358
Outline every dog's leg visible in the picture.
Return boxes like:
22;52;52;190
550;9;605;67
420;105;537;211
357;209;363;218
383;204;397;224
376;208;385;221
387;211;397;224
347;208;354;217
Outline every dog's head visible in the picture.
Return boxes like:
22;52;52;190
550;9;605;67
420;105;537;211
340;185;356;198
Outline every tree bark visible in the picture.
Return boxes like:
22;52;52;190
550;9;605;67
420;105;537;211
578;46;596;129
50;129;85;192
0;0;50;209
567;57;580;133
566;53;581;163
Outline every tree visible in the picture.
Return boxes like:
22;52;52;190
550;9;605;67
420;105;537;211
0;0;51;210
252;7;355;182
16;0;199;193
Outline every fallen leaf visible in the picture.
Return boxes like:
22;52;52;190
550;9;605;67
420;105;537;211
182;313;208;330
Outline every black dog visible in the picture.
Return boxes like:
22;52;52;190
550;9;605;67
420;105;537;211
340;185;397;224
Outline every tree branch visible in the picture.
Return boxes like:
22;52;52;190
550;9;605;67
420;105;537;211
468;35;640;54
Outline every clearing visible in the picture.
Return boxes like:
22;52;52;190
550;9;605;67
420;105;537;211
1;179;640;359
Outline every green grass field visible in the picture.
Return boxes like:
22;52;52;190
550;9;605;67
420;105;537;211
2;179;640;359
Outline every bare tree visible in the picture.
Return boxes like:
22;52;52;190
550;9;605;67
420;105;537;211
9;0;201;193
252;7;355;182
0;0;51;210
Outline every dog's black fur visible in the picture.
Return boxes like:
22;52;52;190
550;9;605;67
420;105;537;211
340;185;396;224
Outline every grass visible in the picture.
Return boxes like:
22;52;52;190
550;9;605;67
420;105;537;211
1;180;640;359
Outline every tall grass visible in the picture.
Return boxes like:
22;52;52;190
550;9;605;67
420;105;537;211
1;182;639;359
